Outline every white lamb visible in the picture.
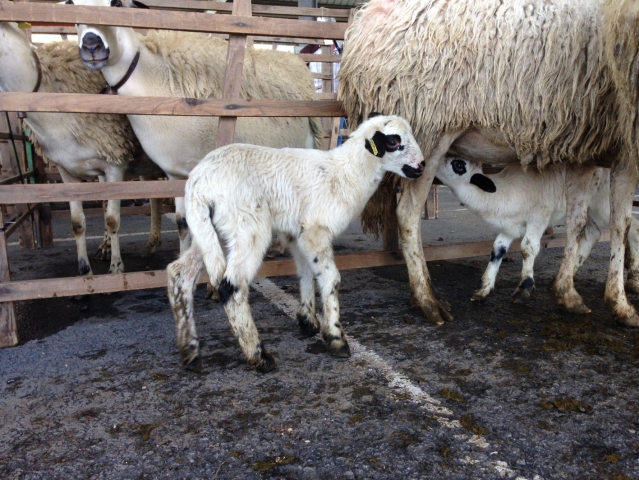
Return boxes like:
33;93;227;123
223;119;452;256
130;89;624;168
436;156;639;303
167;114;425;373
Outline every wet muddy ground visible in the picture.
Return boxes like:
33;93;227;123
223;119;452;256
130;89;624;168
1;189;639;480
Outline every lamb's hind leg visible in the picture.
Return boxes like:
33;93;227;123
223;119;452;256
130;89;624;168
551;166;598;314
289;240;319;337
297;226;350;358
605;159;639;326
167;246;204;372
218;228;275;372
472;233;513;301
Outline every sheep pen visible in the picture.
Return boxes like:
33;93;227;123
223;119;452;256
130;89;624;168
0;22;164;276
167;115;425;373
338;0;639;326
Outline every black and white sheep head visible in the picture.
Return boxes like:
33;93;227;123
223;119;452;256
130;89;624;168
67;0;147;71
436;155;497;193
356;114;425;179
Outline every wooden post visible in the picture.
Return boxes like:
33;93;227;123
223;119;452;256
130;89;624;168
215;0;252;148
33;153;54;247
0;209;18;347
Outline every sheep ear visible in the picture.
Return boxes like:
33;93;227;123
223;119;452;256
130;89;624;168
365;131;387;157
368;112;383;119
469;173;497;193
131;0;150;7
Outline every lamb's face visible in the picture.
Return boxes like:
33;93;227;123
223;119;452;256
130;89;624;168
361;115;425;179
437;156;497;193
67;0;146;70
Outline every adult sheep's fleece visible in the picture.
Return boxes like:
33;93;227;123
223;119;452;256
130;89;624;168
140;30;322;148
28;40;139;166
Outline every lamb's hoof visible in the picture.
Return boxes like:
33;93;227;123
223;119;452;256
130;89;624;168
184;356;202;373
471;290;490;302
256;350;276;373
617;313;639;327
625;277;639;294
141;244;158;259
325;336;351;358
205;283;219;301
297;313;320;338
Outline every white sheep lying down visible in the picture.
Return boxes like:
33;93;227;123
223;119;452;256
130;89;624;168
436;157;639;303
167;115;425;373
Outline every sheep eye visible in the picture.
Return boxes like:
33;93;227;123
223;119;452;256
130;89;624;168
385;134;401;152
451;159;466;175
111;0;123;6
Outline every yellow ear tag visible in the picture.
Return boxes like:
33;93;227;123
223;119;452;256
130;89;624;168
369;139;378;156
18;22;32;30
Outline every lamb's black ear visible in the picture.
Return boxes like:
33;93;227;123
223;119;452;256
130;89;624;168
470;173;497;193
131;0;150;8
368;112;383;119
365;131;387;158
64;0;74;4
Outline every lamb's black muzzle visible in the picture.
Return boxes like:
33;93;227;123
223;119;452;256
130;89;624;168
402;163;425;179
79;32;110;70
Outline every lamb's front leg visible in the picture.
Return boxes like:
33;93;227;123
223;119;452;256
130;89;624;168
289;241;320;337
512;221;547;301
472;233;513;301
298;226;349;357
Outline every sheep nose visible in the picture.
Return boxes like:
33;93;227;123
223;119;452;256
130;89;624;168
420;160;426;167
81;32;104;53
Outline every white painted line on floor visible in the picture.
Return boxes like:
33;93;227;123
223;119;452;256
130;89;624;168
251;277;502;463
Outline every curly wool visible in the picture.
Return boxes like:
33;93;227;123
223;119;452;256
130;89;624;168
339;0;623;234
141;31;322;147
29;40;139;166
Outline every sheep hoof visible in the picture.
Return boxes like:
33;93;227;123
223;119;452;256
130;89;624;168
256;351;276;373
471;290;490;302
184;356;202;373
326;337;351;358
297;313;320;337
616;313;639;327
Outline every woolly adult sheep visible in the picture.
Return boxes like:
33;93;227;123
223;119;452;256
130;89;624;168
0;22;163;276
166;115;425;373
69;0;322;254
436;156;639;303
338;0;639;326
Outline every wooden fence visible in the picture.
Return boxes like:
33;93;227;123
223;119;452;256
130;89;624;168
0;0;572;347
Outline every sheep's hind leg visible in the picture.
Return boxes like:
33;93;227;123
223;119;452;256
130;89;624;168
142;197;163;257
624;218;639;293
289;240;319;337
605;160;639;326
297;226;350;358
167;246;204;372
218;229;275;372
551;166;598;314
472;233;513;301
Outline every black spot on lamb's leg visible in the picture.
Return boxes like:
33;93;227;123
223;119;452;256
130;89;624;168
297;312;320;337
323;333;351;358
521;277;534;291
490;245;507;262
185;356;202;373
512;276;535;302
218;277;238;305
78;258;92;276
